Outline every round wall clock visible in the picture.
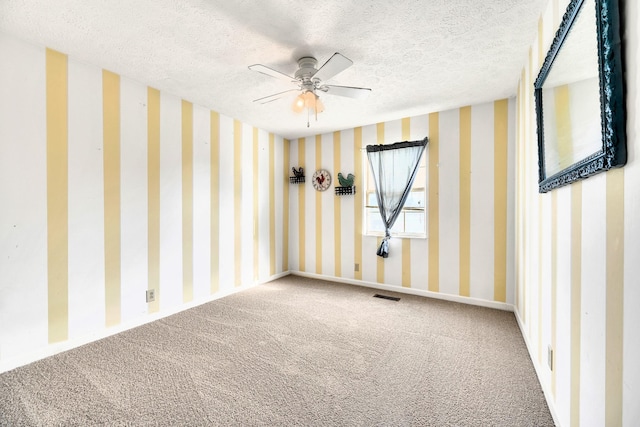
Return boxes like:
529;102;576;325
312;169;331;191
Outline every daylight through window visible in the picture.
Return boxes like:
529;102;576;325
365;150;427;238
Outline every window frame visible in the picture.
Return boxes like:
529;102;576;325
363;151;428;239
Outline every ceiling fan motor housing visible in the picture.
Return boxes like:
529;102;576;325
295;57;319;83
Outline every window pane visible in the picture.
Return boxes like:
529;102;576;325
415;165;426;187
367;208;385;232
404;211;425;234
390;212;405;233
366;192;378;206
404;189;425;208
366;208;425;235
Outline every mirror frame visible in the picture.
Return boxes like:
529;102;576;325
534;0;626;193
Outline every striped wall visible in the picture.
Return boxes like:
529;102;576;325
3;7;638;422
0;34;287;370
289;100;516;305
515;0;640;426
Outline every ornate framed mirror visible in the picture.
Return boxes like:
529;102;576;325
534;0;625;192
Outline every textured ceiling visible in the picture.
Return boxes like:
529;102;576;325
0;0;547;139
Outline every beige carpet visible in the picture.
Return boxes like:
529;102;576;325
0;275;554;426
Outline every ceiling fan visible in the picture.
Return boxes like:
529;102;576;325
248;52;371;126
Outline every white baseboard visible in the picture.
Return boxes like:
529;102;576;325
260;270;290;284
0;271;291;374
293;272;560;423
1;270;516;375
513;308;561;427
290;270;514;312
3;270;557;427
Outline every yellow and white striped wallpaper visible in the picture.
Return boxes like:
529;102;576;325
515;0;640;426
0;35;287;369
288;100;516;305
2;4;639;422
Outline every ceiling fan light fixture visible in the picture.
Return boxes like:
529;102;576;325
292;91;324;115
302;91;315;108
292;94;305;113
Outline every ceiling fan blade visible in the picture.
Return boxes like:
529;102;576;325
323;85;372;99
313;53;353;82
253;89;298;104
248;64;296;84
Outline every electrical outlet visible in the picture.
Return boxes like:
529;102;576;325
354;263;360;272
146;289;155;303
548;346;553;371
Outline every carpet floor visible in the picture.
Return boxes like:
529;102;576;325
0;275;554;426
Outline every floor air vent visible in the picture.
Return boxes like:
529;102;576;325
373;294;401;302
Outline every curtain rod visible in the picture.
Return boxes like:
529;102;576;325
359;136;429;151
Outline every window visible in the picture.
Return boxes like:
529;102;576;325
364;151;427;238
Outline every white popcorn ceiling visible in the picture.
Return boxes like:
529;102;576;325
0;0;547;139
